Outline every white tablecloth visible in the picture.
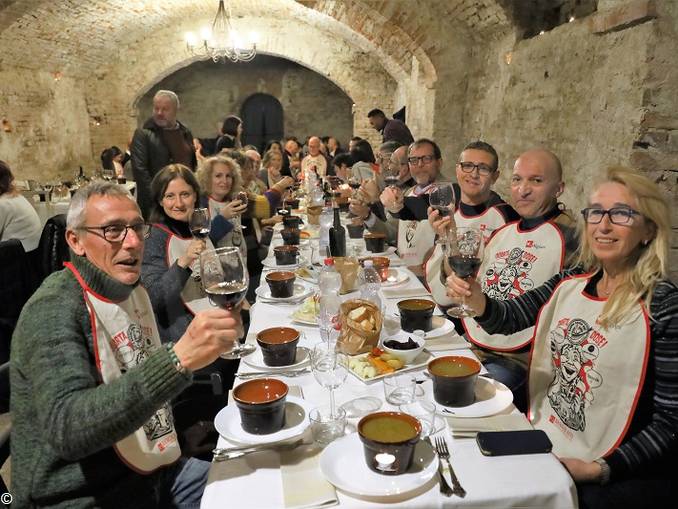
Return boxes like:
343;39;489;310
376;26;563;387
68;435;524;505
201;222;578;509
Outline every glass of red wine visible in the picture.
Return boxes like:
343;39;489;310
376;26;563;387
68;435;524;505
189;208;211;240
429;182;456;241
444;226;484;318
199;246;254;359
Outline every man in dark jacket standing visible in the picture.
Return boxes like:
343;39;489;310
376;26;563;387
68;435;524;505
367;108;414;146
131;90;197;218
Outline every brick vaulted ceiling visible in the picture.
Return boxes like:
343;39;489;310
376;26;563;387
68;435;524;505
0;0;514;87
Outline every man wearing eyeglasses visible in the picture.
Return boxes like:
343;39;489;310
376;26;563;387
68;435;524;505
454;149;577;410
10;182;240;507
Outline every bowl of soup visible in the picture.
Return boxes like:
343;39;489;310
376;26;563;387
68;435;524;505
265;271;296;298
364;232;386;253
256;327;300;367
281;227;301;246
282;214;302;229
233;378;289;434
397;299;436;332
357;412;422;475
346;223;365;239
428;356;481;407
274;245;299;265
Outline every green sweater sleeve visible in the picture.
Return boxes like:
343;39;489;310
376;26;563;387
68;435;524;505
12;270;192;461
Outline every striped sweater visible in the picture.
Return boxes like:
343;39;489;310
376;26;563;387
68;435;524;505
476;268;678;482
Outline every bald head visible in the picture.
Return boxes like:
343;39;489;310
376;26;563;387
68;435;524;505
511;149;564;219
308;137;321;156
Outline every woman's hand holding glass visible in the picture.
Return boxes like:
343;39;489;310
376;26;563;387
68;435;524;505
178;238;207;269
220;199;248;220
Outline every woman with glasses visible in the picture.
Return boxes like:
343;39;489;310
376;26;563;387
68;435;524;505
446;167;678;508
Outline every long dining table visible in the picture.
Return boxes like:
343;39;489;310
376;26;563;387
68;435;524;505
200;212;578;509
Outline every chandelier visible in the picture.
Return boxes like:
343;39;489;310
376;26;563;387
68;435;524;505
185;0;257;63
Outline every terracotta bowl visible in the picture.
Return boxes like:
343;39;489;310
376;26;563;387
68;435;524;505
364;232;387;253
281;227;301;246
358;412;422;475
346;223;365;239
397;299;436;332
233;378;289;434
273;245;299;265
256;327;300;366
282;215;302;229
360;256;390;282
265;271;296;298
428;355;481;407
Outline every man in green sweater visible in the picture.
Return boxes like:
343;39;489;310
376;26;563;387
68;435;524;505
10;182;240;508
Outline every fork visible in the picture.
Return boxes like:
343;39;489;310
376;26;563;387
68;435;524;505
434;436;467;498
426;437;453;497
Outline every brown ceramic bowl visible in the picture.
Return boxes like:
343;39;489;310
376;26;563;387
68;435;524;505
274;245;299;265
265;271;296;298
364;232;387;253
360;256;390;282
428;355;481;407
397;299;436;332
281;227;301;246
284;199;300;210
256;327;300;366
358;412;422;475
233;378;289;434
282;215;302;229
346;223;365;239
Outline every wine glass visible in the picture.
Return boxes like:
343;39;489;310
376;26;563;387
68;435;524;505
444;227;484;318
383;158;400;189
189;208;211;240
199;246;255;359
310;343;348;418
429;182;456;241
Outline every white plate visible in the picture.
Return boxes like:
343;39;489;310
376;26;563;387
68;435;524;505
423;315;456;339
364;245;397;257
255;282;313;302
347;350;434;384
261;257;305;269
242;347;310;371
429;377;514;418
273;222;306;232
214;395;312;445
381;268;409;287
294;266;320;284
291;312;318;325
319;433;438;498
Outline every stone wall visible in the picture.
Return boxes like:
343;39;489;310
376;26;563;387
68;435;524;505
136;55;353;150
0;69;92;181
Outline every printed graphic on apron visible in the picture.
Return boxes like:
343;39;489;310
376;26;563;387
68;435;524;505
547;318;604;432
143;402;175;441
112;323;154;372
482;247;536;300
405;221;417;247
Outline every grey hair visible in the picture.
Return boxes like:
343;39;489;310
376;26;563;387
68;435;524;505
66;181;137;229
153;90;180;109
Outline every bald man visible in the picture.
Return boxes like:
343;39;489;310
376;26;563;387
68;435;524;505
301;136;330;177
451;149;577;410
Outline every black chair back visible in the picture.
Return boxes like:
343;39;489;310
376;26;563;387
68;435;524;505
37;213;70;281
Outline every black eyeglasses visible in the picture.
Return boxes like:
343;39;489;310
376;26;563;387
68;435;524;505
408;155;436;165
457;161;496;176
79;223;151;242
580;207;641;225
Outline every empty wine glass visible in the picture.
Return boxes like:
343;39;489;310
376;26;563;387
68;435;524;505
200;246;254;359
444;227;484;318
189;208;211;240
310;343;348;418
429;182;456;241
383;158;401;189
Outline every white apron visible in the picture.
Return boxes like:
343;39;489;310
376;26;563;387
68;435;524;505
396;184;436;266
464;221;566;350
301;154;328;177
454;205;508;246
207;196;248;260
155;223;215;316
65;262;181;473
528;274;650;461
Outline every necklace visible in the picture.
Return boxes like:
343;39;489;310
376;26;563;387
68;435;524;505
598;277;616;297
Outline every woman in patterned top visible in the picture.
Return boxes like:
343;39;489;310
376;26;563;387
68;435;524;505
446;166;677;508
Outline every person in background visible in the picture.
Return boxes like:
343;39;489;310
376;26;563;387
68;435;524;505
331;153;353;182
10;181;240;507
131;90;196;219
244;148;262;172
259;150;285;189
215;115;243;152
446;167;678;508
367;108;414;146
326;136;343;158
264;140;291;176
348;136;363;153
284;137;302;178
0;159;42;252
100;146;125;179
349;139;378;181
301;136;330;178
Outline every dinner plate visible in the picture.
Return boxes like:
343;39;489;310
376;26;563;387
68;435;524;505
380;268;409;287
214;395;312;445
255;282;313;302
261;257;305;269
382;315;456;340
428;377;514;418
364;245;397;257
422;316;456;339
319;433;438;497
242;346;310;371
290;311;318;325
346;350;434;384
295;266;320;284
273;222;306;232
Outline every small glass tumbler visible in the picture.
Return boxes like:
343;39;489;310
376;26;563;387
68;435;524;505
399;399;437;437
309;405;347;446
383;374;416;405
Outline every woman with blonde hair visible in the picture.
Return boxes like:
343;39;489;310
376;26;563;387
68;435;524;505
446;166;678;508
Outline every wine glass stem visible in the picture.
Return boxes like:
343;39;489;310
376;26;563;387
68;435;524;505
329;388;336;418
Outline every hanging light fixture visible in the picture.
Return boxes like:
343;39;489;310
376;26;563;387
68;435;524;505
185;0;258;63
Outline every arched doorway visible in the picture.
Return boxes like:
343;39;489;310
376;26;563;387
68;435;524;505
240;94;284;153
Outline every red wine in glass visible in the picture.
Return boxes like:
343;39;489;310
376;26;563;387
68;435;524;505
384;175;400;188
448;255;481;279
190;227;210;239
432;205;451;218
204;281;248;309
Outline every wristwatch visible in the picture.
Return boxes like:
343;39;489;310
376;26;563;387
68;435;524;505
166;342;188;375
594;458;611;485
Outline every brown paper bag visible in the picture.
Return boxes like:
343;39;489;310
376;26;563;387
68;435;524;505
336;299;383;355
333;256;359;294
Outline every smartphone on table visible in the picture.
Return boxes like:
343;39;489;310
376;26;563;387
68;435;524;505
476;430;553;456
